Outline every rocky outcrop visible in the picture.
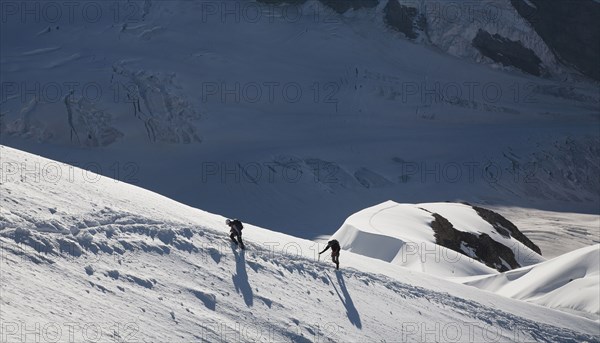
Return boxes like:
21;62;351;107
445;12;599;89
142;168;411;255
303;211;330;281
319;0;379;14
471;205;542;255
430;213;520;272
257;0;377;11
383;0;426;40
511;0;600;81
256;0;307;4
472;29;544;77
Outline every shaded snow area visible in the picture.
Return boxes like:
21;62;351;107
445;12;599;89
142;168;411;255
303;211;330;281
1;146;599;342
1;0;599;243
462;245;600;321
490;206;600;259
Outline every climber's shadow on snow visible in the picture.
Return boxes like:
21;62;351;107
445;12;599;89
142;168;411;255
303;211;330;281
328;271;362;329
231;245;253;307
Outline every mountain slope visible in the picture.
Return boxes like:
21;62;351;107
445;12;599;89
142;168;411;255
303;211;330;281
1;0;599;242
1;146;598;342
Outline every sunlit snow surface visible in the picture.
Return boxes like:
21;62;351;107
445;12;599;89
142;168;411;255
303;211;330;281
1;146;598;342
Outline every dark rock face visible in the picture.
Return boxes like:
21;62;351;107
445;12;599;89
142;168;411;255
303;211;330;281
511;0;600;81
256;0;308;5
430;213;519;272
471;205;542;255
472;29;544;76
383;0;426;40
319;0;379;14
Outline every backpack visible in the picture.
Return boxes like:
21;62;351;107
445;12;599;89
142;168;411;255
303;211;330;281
329;239;340;250
231;219;243;231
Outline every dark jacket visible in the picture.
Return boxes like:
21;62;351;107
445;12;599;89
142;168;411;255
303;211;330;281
320;240;340;254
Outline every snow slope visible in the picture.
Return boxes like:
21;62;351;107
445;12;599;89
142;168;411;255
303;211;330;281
462;244;600;321
332;201;544;277
330;199;599;320
1;146;599;342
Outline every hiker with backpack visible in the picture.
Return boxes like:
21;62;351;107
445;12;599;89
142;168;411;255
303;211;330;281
226;218;245;249
319;239;341;270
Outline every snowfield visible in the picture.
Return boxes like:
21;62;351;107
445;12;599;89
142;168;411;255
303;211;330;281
491;206;600;259
1;146;599;342
462;244;600;321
